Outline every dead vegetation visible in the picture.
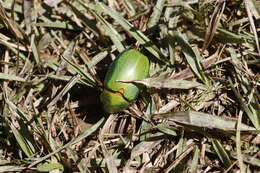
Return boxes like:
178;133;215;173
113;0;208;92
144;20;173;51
0;0;259;172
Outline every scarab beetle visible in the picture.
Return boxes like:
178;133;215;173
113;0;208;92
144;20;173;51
100;49;149;113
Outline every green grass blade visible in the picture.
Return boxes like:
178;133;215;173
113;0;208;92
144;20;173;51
0;72;27;82
173;31;208;84
156;123;178;136
91;2;168;64
211;138;233;172
37;163;64;172
87;7;125;52
62;56;96;87
189;145;199;173
9;122;35;157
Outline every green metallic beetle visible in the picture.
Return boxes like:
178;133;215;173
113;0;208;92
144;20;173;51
100;49;149;113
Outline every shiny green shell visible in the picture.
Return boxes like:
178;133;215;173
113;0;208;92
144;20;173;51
100;49;149;113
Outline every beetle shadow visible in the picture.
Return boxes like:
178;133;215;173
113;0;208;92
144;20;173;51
70;85;104;124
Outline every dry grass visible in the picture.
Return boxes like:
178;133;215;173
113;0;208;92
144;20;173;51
0;0;259;172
